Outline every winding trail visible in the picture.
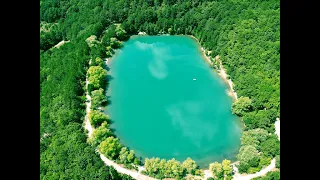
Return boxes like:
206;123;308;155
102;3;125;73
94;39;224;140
84;59;156;180
231;119;280;180
232;159;276;180
54;40;70;48
40;133;50;142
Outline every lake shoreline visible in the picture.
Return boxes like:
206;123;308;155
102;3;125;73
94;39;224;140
187;35;238;101
135;33;239;101
105;34;241;174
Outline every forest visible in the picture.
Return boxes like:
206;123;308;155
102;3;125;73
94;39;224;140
40;0;279;179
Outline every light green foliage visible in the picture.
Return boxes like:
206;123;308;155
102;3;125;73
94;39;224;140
94;57;104;67
91;88;107;110
99;136;122;160
119;147;130;164
185;174;203;180
232;96;252;116
237;145;260;173
144;158;162;175
222;159;232;177
241;128;268;150
258;155;272;169
182;157;198;175
86;35;99;47
144;158;184;179
195;169;204;176
209;162;223;179
88;66;107;90
110;37;121;49
88;122;112;147
248;167;261;174
88;109;110;127
118;147;138;167
166;158;184;178
275;155;280;169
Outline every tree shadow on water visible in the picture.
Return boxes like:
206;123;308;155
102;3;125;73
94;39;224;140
105;96;112;106
104;64;110;71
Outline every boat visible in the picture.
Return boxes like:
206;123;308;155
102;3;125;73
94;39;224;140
193;78;196;81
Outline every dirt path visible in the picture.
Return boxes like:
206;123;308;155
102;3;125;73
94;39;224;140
84;59;156;180
232;118;280;180
40;133;50;142
232;159;276;180
54;40;70;48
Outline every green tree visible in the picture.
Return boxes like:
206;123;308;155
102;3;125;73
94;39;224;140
115;26;128;41
182;157;198;175
260;135;280;158
118;147;130;164
232;96;253;116
88;66;107;90
166;158;184;178
110;37;121;49
209;162;223;179
88;122;112;147
99;136;122;160
91;88;107;110
127;150;138;165
237;145;260;173
88;109;110;127
241;128;268;150
144;158;161;176
93;57;104;67
222;159;233;177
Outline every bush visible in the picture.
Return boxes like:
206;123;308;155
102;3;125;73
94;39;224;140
88;122;112;147
90;88;107;110
99;137;122;160
232;96;252;116
260;135;280;158
88;110;110;127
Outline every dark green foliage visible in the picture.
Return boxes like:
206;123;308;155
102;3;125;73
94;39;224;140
237;145;260;173
40;123;131;179
40;23;63;51
260;135;280;158
252;170;280;180
243;109;277;132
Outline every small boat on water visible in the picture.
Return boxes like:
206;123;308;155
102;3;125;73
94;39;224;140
193;78;196;81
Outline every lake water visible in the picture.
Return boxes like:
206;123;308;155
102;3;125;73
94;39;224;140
105;35;242;168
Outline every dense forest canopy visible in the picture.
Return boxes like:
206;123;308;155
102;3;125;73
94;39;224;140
40;0;279;179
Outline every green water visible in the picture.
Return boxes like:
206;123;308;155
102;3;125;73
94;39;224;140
105;35;242;168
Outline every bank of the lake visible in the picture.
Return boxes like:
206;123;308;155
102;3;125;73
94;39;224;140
104;35;242;168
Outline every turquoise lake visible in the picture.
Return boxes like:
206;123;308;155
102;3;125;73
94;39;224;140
105;35;242;168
